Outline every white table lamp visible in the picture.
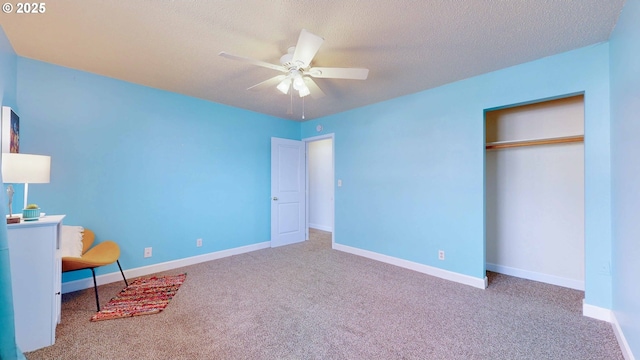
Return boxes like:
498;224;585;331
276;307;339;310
2;153;51;210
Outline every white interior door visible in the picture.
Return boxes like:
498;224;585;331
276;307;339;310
271;137;306;247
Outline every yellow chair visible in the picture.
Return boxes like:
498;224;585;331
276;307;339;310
61;229;128;311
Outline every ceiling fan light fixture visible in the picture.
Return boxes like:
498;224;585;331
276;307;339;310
219;29;368;116
298;85;311;97
292;74;305;91
277;77;291;94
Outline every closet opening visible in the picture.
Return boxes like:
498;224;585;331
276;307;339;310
484;94;585;290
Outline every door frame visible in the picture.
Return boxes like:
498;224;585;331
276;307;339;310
303;133;335;247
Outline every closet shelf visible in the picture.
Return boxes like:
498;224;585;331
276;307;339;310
485;135;584;150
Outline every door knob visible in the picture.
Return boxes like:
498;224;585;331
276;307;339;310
272;197;278;201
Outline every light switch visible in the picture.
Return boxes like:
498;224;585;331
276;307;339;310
337;179;342;187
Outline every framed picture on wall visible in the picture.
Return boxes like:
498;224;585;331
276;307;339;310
1;106;19;153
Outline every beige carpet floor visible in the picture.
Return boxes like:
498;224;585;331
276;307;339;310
26;229;623;359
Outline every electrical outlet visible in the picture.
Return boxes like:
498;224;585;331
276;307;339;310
438;250;445;261
196;238;202;247
144;247;152;258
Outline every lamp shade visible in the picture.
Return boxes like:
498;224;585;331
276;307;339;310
292;74;305;91
276;77;291;94
1;153;51;184
298;85;311;97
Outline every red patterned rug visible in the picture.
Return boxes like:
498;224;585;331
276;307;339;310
91;273;187;321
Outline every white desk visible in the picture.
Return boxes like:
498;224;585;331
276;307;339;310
7;215;65;352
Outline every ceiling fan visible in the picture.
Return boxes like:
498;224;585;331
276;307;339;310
219;29;369;101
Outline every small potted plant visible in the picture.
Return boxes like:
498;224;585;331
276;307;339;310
23;203;41;221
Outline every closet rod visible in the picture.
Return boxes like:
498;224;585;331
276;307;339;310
485;135;584;150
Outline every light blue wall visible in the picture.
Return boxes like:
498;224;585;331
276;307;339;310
610;0;640;356
0;25;24;360
302;44;613;308
16;58;300;281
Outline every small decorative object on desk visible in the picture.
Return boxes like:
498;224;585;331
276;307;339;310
6;185;20;224
22;203;41;221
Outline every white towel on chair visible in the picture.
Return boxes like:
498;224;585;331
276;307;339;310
61;225;84;257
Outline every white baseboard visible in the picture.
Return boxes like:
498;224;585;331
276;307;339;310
583;303;636;359
583;301;612;322
62;241;271;294
611;312;636;360
309;223;333;232
486;263;584;290
333;243;487;289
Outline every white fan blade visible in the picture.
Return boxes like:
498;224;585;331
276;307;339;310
303;77;325;99
292;29;324;67
247;75;287;91
306;67;369;80
219;52;286;72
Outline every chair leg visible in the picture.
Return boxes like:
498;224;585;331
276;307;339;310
91;268;100;312
117;260;128;287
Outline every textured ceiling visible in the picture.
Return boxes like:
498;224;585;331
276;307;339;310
0;0;626;121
